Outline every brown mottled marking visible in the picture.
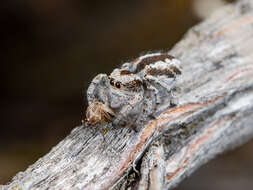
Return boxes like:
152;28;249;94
147;65;181;78
124;79;143;89
120;70;132;75
147;68;176;78
135;54;175;73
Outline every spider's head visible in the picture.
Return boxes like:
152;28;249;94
85;69;144;126
107;68;144;109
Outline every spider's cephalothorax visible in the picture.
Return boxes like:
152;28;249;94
85;52;181;129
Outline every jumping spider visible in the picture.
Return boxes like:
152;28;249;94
85;52;181;130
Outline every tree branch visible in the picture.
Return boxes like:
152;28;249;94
2;0;253;189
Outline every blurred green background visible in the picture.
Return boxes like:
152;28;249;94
2;0;253;189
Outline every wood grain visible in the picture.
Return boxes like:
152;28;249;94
2;0;253;189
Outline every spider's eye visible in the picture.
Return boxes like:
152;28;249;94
110;78;114;86
115;81;121;89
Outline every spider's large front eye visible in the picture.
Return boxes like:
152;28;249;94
115;81;121;89
110;78;114;86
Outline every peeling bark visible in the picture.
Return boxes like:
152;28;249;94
2;0;253;189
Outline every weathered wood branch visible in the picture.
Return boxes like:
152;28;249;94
2;0;253;189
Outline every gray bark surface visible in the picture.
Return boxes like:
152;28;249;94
2;0;253;189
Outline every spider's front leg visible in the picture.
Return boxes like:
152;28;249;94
86;74;109;105
112;94;143;130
